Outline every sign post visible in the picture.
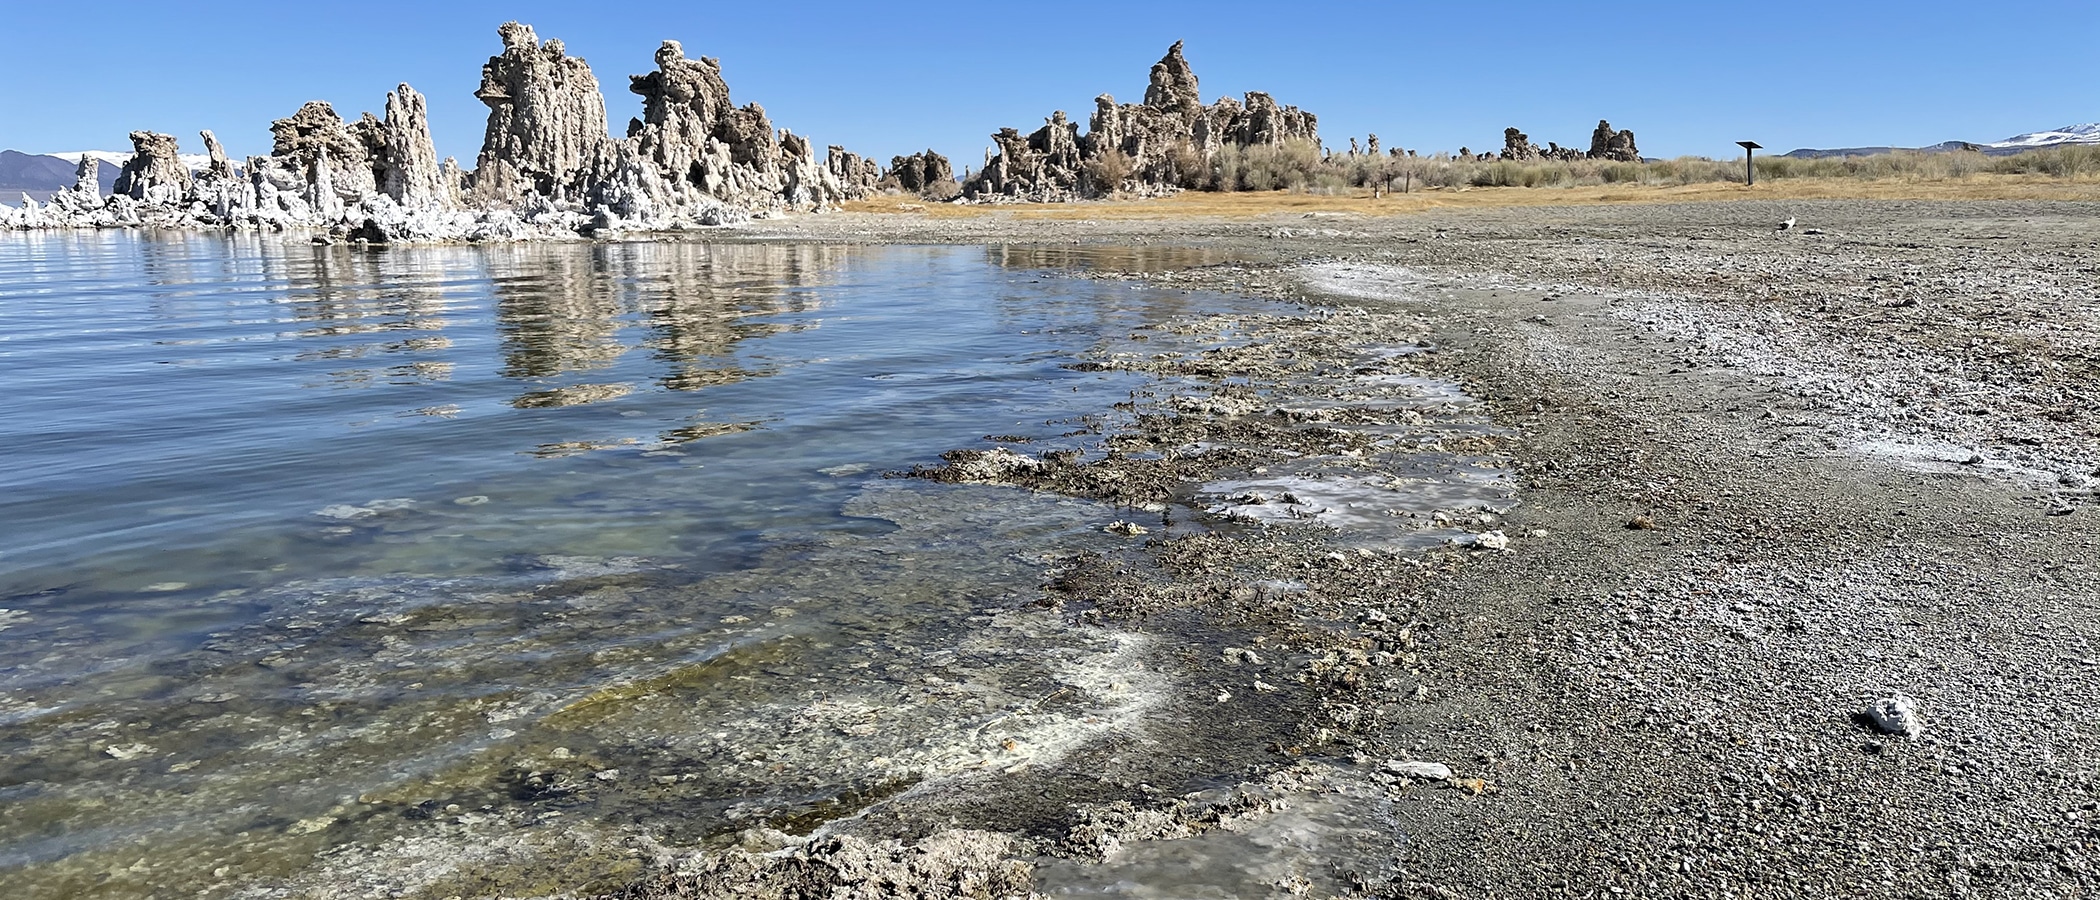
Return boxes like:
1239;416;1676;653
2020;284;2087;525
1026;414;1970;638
1736;141;1762;187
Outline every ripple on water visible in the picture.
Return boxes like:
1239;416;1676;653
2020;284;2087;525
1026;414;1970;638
0;236;1277;897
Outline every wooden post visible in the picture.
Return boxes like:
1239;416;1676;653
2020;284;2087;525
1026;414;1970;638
1737;141;1762;186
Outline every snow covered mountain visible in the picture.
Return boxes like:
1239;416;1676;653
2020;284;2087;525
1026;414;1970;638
1787;122;2100;159
46;150;216;172
1985;123;2100;151
0;150;123;201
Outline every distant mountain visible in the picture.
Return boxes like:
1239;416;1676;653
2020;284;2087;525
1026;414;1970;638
2;149;213;202
1782;141;1979;160
1785;123;2100;159
1985;123;2100;151
46;150;215;172
0;150;120;202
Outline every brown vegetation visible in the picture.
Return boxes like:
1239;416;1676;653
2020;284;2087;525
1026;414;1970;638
840;144;2100;220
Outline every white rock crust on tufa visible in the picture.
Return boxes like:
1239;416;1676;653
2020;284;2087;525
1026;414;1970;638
0;21;881;242
1865;695;1925;738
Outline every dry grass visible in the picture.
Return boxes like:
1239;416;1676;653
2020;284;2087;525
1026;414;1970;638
841;174;2100;221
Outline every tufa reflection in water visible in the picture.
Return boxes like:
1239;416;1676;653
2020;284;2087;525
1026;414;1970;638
486;242;844;400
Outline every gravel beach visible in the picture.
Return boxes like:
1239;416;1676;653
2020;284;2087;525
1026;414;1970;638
593;197;2100;899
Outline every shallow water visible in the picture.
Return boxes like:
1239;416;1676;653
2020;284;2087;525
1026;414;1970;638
0;234;1518;898
0;234;1264;897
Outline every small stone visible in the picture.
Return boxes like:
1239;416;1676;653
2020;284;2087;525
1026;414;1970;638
1626;515;1657;530
286;816;338;836
1105;520;1149;536
105;743;156;760
1865;695;1924;738
1472;530;1510;551
1383;759;1454;780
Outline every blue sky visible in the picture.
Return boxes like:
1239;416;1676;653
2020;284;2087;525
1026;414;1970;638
3;1;2094;167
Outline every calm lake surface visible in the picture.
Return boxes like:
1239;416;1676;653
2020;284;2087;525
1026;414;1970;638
0;232;1267;896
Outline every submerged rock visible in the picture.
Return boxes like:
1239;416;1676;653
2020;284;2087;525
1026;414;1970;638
634;830;1034;899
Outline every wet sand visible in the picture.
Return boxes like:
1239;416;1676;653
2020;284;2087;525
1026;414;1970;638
625;198;2100;898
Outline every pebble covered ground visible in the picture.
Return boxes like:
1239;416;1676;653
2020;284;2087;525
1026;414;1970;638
625;198;2100;898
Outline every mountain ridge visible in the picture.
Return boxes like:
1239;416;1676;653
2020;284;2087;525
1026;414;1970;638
1785;123;2100;159
0;150;123;202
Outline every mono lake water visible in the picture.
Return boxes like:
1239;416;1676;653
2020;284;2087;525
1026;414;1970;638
0;233;1281;896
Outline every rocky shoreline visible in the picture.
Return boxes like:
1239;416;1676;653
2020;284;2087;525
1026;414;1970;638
597;198;2100;898
10;175;2097;892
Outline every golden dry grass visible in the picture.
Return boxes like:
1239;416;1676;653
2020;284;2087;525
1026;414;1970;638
841;175;2100;221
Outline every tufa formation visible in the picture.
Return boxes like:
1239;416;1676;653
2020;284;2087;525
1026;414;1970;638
1499;120;1640;163
884;150;958;200
1588;120;1640;162
964;41;1319;200
3;22;881;240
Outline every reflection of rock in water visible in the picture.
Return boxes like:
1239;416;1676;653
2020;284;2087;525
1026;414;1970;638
277;245;467;383
987;243;1242;274
510;382;633;409
484;242;848;400
622;243;841;392
138;237;475;388
486;244;626;379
